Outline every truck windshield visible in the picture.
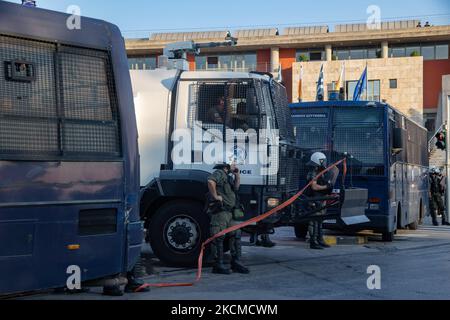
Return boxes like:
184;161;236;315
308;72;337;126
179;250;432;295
190;81;260;132
331;107;385;175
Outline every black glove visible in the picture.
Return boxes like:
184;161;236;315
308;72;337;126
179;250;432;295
325;182;334;194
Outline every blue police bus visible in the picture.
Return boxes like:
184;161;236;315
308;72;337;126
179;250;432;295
290;101;429;241
0;2;142;295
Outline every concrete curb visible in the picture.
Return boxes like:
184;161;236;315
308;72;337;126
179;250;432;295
324;235;369;246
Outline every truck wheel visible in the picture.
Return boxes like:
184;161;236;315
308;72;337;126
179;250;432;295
382;231;395;242
294;223;309;240
148;200;210;267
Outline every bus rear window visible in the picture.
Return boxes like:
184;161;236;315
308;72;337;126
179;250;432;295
0;35;121;160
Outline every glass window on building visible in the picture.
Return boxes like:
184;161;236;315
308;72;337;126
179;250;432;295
207;57;219;69
424;113;437;140
421;45;435;60
346;80;380;101
296;50;324;62
195;53;256;71
349;49;367;60
367;49;380;59
390;47;406;58
296;51;310;62
195;56;207;70
367;80;380;101
405;45;421;57
335;50;350;61
389;79;398;89
436;44;449;60
128;56;157;70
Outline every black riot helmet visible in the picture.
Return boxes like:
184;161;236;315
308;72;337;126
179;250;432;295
213;163;231;171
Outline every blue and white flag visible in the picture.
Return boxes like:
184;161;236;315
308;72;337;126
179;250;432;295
316;64;324;101
353;66;368;101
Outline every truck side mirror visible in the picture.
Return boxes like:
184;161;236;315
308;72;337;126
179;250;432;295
392;128;405;155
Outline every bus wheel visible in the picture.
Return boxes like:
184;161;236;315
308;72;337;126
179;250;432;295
294;223;309;240
148;200;210;267
382;231;395;242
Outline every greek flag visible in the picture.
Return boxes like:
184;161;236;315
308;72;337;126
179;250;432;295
316;64;324;101
353;66;368;101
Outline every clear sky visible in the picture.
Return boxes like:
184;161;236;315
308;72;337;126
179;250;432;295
3;0;450;37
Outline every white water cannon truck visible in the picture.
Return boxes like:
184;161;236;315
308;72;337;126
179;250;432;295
131;38;368;266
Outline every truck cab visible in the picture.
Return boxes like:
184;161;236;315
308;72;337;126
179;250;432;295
131;68;301;266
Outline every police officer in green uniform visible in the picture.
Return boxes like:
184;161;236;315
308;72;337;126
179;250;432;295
207;163;250;275
306;153;333;250
429;168;449;226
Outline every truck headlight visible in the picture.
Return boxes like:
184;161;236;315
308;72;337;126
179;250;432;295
267;198;280;208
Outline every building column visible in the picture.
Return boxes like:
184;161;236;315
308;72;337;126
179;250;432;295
381;41;389;58
271;47;280;72
325;44;333;61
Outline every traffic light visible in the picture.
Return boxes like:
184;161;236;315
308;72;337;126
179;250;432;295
436;131;446;151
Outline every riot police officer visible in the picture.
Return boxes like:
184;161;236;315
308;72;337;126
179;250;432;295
207;163;250;275
306;153;334;250
429;168;449;226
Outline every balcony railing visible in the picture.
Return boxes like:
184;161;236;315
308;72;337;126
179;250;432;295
194;63;276;73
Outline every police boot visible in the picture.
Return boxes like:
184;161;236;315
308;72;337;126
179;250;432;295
317;223;331;248
212;238;231;275
431;209;439;226
309;221;323;250
230;237;250;274
124;259;150;293
125;273;150;293
442;216;450;226
260;234;276;248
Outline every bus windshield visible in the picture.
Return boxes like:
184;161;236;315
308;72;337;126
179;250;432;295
331;107;385;175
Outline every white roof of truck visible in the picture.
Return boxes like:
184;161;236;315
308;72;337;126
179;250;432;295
180;71;271;81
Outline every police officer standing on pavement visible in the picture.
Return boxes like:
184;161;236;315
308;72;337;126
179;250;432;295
207;163;250;275
306;153;334;250
429;168;450;226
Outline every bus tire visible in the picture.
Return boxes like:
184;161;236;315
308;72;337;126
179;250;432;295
294;223;309;240
148;200;210;267
382;231;395;242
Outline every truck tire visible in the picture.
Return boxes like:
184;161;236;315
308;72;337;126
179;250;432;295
294;223;309;240
382;231;395;242
148;200;210;267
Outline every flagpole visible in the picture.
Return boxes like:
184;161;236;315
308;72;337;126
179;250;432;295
343;61;347;100
365;62;369;101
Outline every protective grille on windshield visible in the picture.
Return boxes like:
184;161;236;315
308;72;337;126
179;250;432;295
271;81;295;141
60;46;121;157
332;107;385;176
0;35;59;157
188;80;261;137
0;35;121;160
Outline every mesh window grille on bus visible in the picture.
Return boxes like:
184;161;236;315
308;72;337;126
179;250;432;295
0;35;121;160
